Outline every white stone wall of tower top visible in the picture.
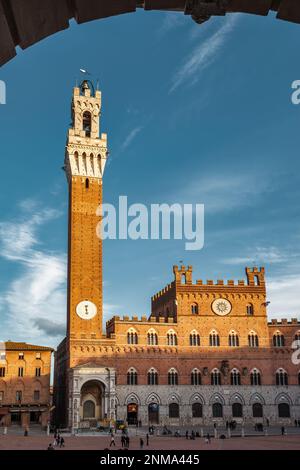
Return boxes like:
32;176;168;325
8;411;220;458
65;85;108;181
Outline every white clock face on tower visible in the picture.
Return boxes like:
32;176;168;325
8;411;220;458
76;300;97;320
212;298;232;316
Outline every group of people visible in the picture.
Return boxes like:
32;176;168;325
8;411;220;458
185;430;197;440
110;431;150;449
47;431;65;450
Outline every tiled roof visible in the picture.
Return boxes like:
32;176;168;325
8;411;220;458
3;341;54;352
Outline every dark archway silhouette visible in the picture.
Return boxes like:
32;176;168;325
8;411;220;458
1;1;299;67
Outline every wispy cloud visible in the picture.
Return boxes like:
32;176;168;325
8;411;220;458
222;247;292;266
0;202;66;346
169;14;239;93
179;171;272;214
157;12;187;38
121;126;143;151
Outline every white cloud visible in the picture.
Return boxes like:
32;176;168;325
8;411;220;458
267;274;300;319
0;204;66;346
169;14;239;93
121;126;143;151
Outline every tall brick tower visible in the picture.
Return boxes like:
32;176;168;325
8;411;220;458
65;80;108;341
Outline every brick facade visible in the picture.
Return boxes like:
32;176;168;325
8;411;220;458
54;83;300;430
0;342;53;429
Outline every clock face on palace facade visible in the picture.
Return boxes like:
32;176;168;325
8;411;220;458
76;300;97;320
211;298;232;316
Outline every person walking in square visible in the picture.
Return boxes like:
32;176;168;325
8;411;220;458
110;434;116;447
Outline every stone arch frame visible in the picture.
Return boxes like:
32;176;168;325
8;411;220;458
209;393;225;405
167;392;181;405
249;393;266;405
229;392;245;405
145;392;161;406
189;393;205;405
124;392;141;406
275;393;293;405
80;377;106;392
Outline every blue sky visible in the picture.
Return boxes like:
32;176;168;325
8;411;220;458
0;10;300;347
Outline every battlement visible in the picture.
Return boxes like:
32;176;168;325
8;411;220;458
172;265;265;288
106;314;175;328
151;283;174;301
268;318;300;326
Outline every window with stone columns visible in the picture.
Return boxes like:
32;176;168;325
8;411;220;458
147;368;159;385
229;330;239;347
273;331;285;347
248;331;259;348
190;330;200;346
211;368;221;386
127;328;138;345
147;329;158;346
230;368;241;386
250;368;261;386
191;368;201;385
127;368;138;386
168;368;178;386
276;368;288;386
167;330;178;346
209;330;220;347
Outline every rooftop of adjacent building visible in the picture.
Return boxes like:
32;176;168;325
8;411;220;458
1;341;54;352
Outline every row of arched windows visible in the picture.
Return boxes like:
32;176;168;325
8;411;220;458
149;402;290;419
127;329;260;347
272;332;300;347
127;367;297;386
127;330;300;347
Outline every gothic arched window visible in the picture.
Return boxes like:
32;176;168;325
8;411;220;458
229;331;239;347
209;330;220;347
127;368;138;386
168;368;178;386
248;331;259;348
147;368;158;385
167;331;177;346
276;368;288;386
211;369;221;386
147;330;158;346
230;369;241;386
83;111;91;137
273;332;285;347
191;369;201;386
250;368;261;386
190;331;200;347
127;329;138;345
